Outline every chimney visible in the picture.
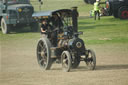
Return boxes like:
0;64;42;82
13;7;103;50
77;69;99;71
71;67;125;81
71;7;79;33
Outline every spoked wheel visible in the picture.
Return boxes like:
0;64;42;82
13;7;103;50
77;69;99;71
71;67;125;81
36;37;52;70
72;56;80;69
85;49;96;70
61;51;72;72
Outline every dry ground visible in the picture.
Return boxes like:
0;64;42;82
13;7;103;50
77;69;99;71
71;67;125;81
0;34;128;85
0;0;128;84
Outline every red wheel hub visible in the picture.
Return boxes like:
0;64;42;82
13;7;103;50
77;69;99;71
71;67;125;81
121;10;128;18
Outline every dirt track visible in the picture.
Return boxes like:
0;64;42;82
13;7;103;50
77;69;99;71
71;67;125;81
0;37;128;85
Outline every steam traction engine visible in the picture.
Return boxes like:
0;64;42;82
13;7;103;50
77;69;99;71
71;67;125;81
33;7;96;72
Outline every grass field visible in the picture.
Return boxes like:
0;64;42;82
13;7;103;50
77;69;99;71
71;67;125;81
0;0;128;85
1;0;128;45
31;0;92;15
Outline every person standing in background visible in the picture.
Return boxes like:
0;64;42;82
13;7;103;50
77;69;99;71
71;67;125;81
94;0;101;20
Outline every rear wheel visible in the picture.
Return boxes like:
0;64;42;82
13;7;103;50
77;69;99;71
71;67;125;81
85;49;96;70
36;37;52;70
1;18;11;34
61;51;72;72
118;6;128;19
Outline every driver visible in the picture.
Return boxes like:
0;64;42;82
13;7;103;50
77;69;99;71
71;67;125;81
40;19;52;34
40;18;57;46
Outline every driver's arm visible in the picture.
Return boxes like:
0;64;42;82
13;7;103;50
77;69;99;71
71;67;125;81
41;27;46;32
41;24;46;32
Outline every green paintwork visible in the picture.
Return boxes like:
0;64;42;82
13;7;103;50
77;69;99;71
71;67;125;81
0;0;35;25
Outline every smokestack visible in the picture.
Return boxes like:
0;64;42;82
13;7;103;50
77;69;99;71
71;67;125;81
71;7;79;33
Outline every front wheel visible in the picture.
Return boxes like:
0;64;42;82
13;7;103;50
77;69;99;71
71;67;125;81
61;51;72;72
85;49;96;70
1;18;11;34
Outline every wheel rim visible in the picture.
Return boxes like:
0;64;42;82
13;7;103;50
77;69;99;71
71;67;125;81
61;51;71;72
86;54;94;68
62;53;69;69
121;11;128;18
37;40;48;68
85;50;96;70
